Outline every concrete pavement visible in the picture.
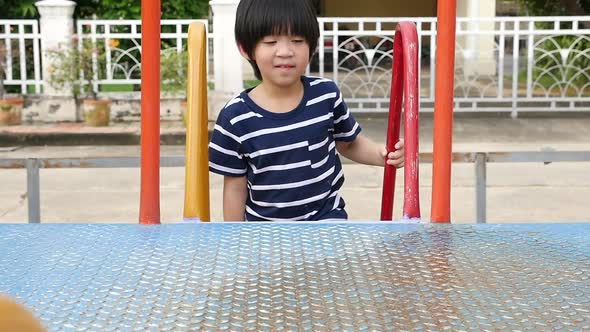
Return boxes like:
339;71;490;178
1;112;590;148
0;113;589;223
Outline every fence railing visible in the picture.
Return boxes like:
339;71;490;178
316;16;590;114
75;19;212;92
2;16;589;114
1;151;589;224
0;20;42;94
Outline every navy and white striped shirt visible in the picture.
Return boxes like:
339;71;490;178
208;76;361;221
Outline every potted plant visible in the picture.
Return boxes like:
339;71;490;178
0;42;24;126
46;36;111;126
160;47;188;125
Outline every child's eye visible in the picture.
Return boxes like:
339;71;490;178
292;39;305;43
262;40;277;45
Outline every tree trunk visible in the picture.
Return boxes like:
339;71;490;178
559;0;590;28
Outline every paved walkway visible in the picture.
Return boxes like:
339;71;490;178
0;120;196;146
1;113;590;149
1;113;589;223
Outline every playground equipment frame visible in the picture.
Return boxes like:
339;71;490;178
174;0;457;223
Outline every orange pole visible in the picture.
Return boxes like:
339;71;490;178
431;0;457;223
139;0;161;224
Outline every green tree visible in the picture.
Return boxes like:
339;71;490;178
0;0;209;19
516;0;590;94
518;0;589;28
74;0;140;19
160;48;188;95
46;38;106;100
0;0;37;18
74;0;209;19
518;0;589;16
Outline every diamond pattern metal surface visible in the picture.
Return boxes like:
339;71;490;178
0;223;588;331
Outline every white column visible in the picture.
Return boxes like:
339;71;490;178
208;0;243;121
457;0;496;76
209;0;243;95
465;0;479;60
36;0;76;96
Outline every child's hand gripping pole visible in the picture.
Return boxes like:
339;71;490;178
380;22;421;221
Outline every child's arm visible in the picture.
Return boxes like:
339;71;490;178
336;135;405;168
223;176;248;221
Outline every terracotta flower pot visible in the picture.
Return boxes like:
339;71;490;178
0;97;24;126
82;99;111;126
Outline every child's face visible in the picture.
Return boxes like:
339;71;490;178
251;34;310;88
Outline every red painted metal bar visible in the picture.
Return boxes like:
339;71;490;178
431;0;457;223
139;0;161;224
380;22;420;221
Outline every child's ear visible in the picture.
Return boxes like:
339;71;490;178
237;44;251;60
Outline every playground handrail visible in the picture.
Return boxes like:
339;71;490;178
183;22;210;222
380;22;420;221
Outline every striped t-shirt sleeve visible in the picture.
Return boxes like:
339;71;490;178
332;89;361;142
208;114;247;177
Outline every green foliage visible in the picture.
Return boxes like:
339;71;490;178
100;84;135;92
162;0;209;19
74;0;140;19
160;48;188;95
511;1;590;94
0;0;209;19
244;79;261;89
74;0;209;19
46;37;106;100
517;0;590;15
0;0;37;19
533;35;590;95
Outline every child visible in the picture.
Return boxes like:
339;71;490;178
208;0;405;221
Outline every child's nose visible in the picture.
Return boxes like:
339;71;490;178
276;42;294;56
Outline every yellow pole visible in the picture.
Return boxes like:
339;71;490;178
183;22;210;221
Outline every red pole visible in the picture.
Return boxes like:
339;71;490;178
380;26;403;221
431;0;457;223
400;23;420;220
139;0;161;224
381;22;420;221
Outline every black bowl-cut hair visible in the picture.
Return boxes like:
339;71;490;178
235;0;320;81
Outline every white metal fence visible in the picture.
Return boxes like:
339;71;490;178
316;16;590;114
1;16;589;114
0;20;42;94
75;19;212;92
